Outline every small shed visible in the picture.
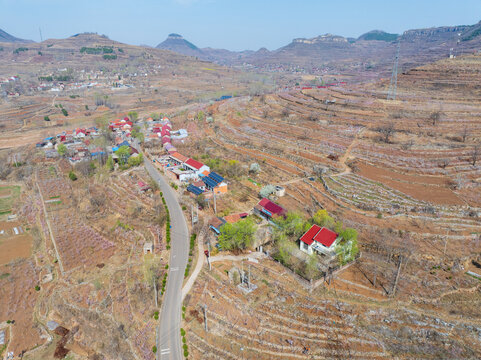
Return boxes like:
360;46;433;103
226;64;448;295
143;242;154;254
275;185;285;197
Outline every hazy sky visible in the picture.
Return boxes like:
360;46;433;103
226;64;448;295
1;0;480;50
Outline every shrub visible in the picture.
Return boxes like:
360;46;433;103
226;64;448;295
152;346;157;353
180;328;186;336
34;285;40;291
44;115;50;121
61;108;68;117
68;171;77;181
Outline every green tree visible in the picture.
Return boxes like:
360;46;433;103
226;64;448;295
131;128;144;143
340;228;358;242
61;108;68;117
196;110;205;122
106;155;114;171
336;239;359;266
128;153;143;167
128;111;138;122
57;143;67;157
68;171;77;181
115;145;131;165
304;253;320;280
274;211;308;238
218;218;257;252
313;209;334;228
44;115;50;121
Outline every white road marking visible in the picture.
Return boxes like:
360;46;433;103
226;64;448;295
171;267;179;272
161;348;170;354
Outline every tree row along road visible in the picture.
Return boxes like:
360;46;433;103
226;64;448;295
143;156;189;360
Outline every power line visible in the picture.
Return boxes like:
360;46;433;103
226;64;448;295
387;41;400;100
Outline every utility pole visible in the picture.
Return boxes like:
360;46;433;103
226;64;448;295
443;229;449;259
213;189;217;215
391;255;403;297
387;41;400;100
39;27;43;42
203;305;208;332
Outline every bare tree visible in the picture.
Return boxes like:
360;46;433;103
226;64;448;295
430;111;441;126
462;125;468;143
471;144;480;166
307;113;318;122
438;158;449;169
378;122;395;143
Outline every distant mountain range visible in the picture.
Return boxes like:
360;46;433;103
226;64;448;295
2;20;481;77
0;28;33;43
155;21;481;75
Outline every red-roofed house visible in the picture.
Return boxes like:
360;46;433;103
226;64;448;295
184;158;210;176
254;198;286;220
299;225;339;256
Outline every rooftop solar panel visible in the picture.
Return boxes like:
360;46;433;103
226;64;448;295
187;185;204;195
208;172;224;183
203;177;218;188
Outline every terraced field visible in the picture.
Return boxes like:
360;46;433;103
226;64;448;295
175;53;481;358
184;259;481;359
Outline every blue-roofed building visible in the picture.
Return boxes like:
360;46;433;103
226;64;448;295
203;176;219;190
208;217;226;235
187;184;204;196
208;172;224;183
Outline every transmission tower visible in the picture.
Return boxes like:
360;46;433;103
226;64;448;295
387;41;400;100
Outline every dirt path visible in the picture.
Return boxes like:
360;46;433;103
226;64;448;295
277;177;310;186
181;222;206;302
209;252;265;263
332;126;366;177
35;174;64;275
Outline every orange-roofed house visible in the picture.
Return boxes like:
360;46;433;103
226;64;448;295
169;152;188;165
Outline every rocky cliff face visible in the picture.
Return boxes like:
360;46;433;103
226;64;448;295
292;34;349;44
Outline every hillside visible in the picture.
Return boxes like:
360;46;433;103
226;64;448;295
0;32;277;146
0;28;33;43
153;21;481;79
156;33;202;57
357;30;399;41
175;52;481;358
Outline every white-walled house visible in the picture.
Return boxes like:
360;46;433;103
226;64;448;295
299;225;339;257
184;158;210;176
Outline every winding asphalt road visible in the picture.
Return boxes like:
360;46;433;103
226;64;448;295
144;157;189;360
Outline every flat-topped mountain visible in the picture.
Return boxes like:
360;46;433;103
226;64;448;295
156;33;201;57
154;21;481;76
357;30;399;42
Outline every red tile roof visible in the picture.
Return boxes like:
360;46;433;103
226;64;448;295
185;158;204;170
314;227;338;248
258;198;286;216
300;224;322;246
193;180;205;188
